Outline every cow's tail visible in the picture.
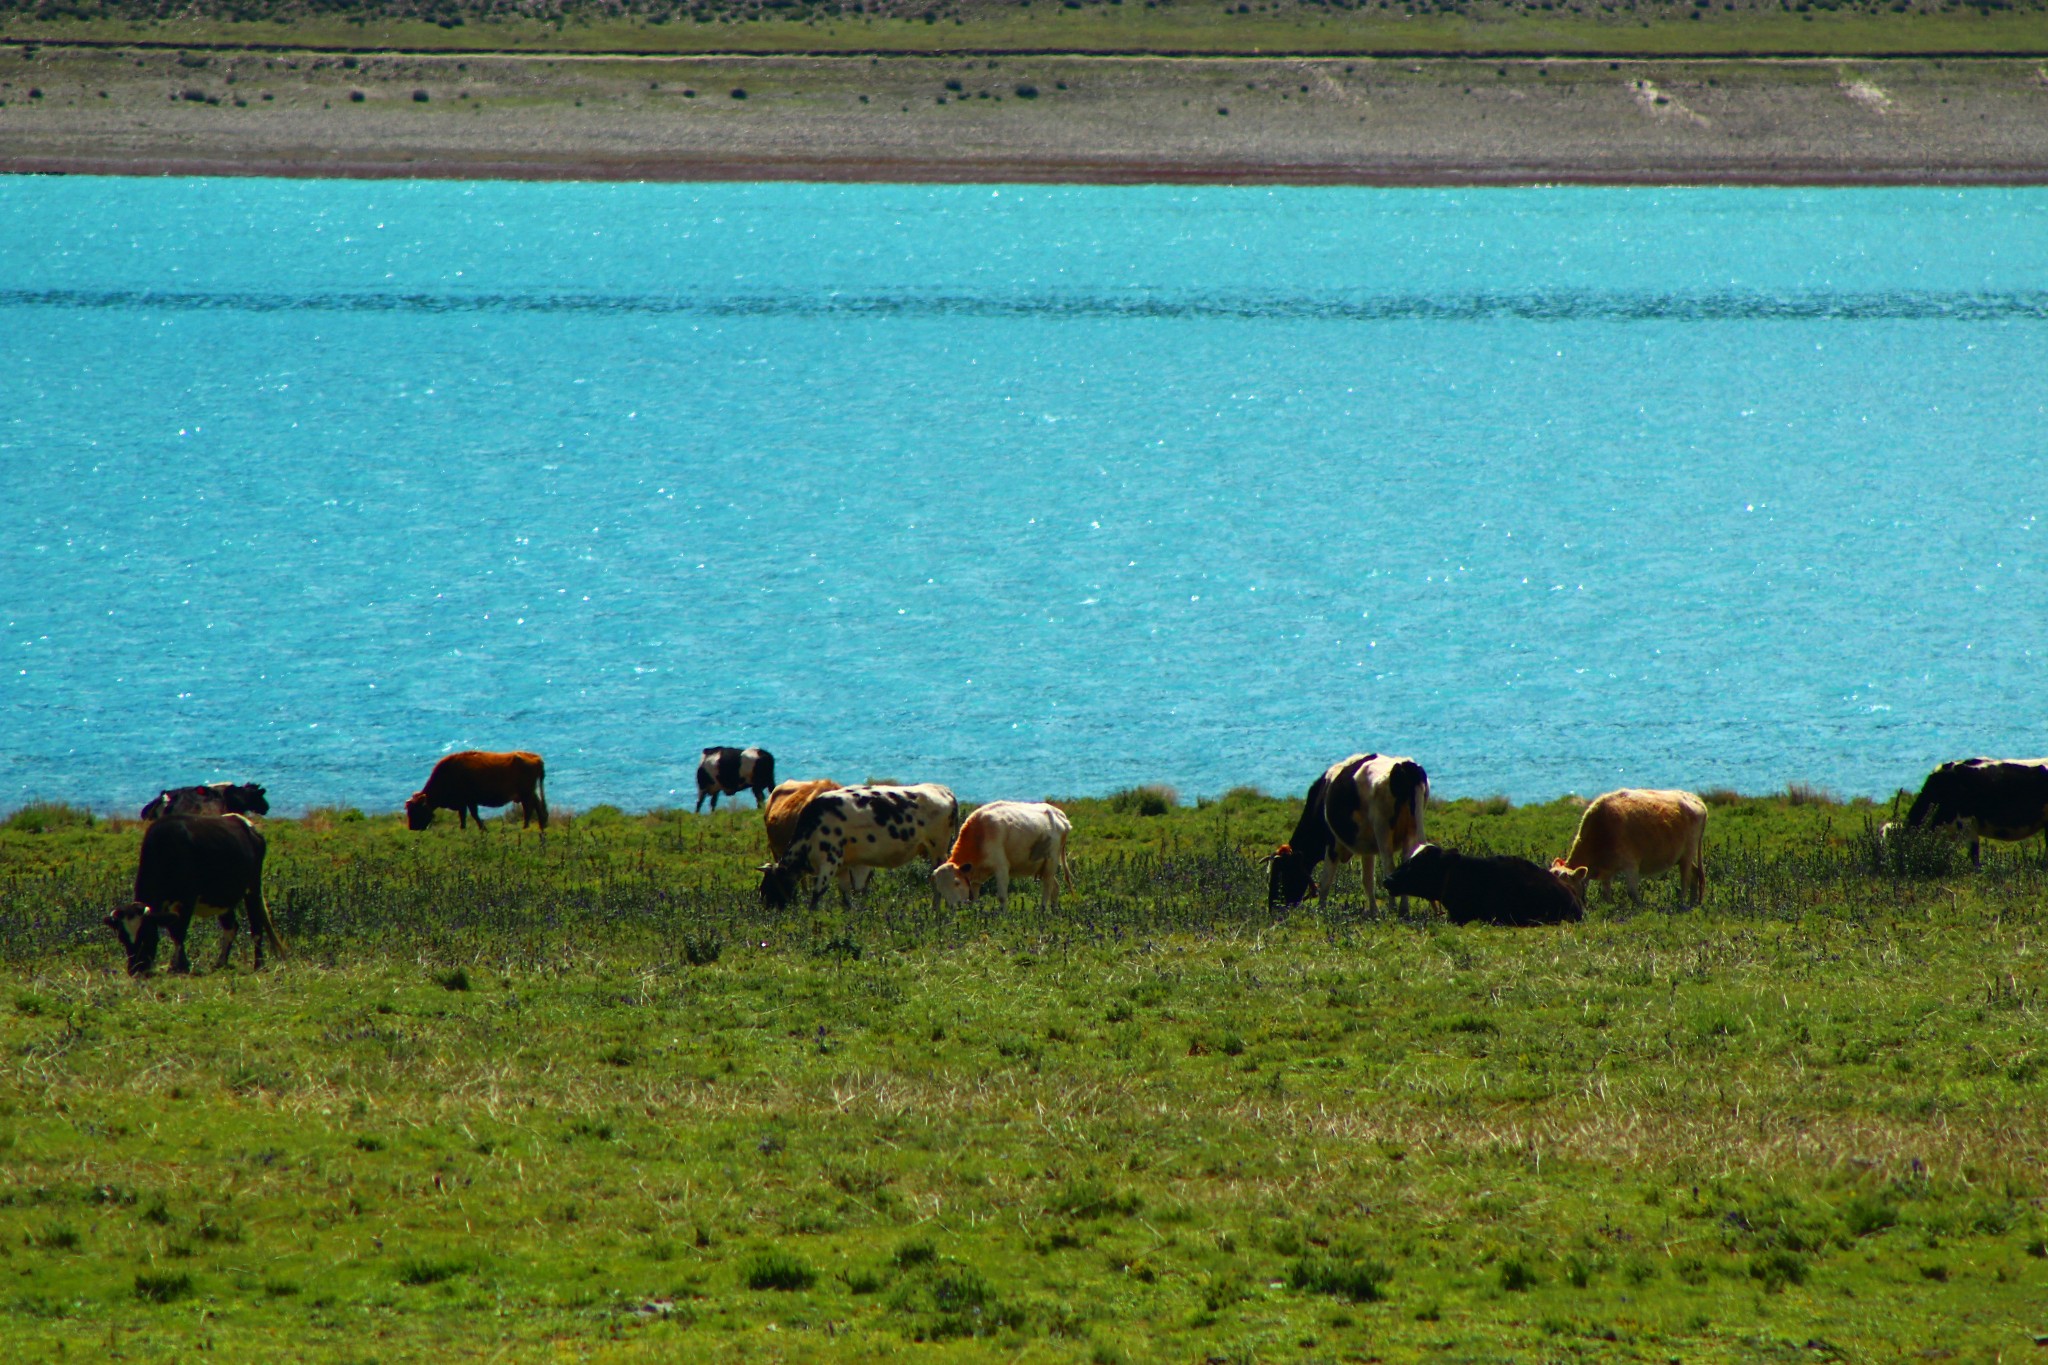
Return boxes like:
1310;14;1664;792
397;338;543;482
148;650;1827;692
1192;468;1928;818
255;892;288;960
535;768;549;831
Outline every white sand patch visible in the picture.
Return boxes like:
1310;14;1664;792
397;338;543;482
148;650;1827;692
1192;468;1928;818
1841;78;1893;114
1628;79;1709;128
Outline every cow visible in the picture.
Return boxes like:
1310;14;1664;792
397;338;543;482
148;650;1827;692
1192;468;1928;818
764;778;873;898
104;814;285;976
931;801;1073;915
1549;788;1708;906
1884;758;2048;868
697;746;776;813
1266;754;1429;914
1383;844;1584;927
758;783;959;912
405;751;548;832
139;782;270;822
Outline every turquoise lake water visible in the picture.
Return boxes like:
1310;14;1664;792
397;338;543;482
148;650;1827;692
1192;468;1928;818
3;179;2044;813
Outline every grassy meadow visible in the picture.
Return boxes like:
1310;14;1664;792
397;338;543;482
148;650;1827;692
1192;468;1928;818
2;787;2046;1361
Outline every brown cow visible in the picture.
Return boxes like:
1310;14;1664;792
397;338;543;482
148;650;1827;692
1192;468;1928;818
405;751;548;832
765;778;842;859
1550;788;1707;905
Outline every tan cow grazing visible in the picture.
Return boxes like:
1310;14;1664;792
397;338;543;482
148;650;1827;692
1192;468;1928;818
1550;788;1707;906
931;801;1073;915
405;751;548;832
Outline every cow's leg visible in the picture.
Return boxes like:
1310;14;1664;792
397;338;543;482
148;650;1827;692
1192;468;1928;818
1622;867;1643;903
213;908;239;971
1315;858;1337;913
164;904;192;974
1041;864;1059;914
1971;838;1982;869
993;866;1012;916
695;791;707;814
473;806;489;831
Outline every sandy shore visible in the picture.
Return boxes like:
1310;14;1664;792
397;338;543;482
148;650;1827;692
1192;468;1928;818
3;45;2047;183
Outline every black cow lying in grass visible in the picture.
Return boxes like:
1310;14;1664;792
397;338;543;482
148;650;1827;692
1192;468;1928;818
1382;844;1583;927
105;814;286;976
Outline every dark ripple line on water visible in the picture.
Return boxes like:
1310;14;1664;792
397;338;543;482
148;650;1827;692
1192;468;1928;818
6;287;2048;323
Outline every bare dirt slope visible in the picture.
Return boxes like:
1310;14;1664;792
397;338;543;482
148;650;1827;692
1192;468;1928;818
3;46;2046;182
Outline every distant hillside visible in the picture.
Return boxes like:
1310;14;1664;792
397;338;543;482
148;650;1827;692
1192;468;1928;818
5;0;2048;57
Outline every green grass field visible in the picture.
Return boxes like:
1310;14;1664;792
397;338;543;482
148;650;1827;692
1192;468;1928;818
3;789;2046;1361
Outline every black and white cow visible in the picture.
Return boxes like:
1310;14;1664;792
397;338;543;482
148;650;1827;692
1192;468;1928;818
697;746;777;812
105;814;285;976
140;782;270;822
758;783;959;911
1886;758;2048;867
1383;845;1584;927
1266;753;1429;913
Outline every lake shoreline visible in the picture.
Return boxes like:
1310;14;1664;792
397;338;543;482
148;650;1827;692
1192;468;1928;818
5;46;2047;186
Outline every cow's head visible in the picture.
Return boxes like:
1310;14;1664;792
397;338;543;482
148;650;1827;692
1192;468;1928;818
758;862;799;911
105;901;161;976
1548;859;1591;905
1264;843;1318;909
404;793;435;831
1381;844;1448;903
231;783;270;816
931;863;974;909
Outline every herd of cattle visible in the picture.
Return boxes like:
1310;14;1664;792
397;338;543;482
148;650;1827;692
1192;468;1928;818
97;747;2048;976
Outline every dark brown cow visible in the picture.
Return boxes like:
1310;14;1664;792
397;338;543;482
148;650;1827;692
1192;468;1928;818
405;751;548;831
140;782;270;822
105;814;285;975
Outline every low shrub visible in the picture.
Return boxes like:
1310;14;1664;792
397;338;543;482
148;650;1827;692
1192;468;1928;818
743;1248;815;1291
395;1257;468;1286
1289;1253;1389;1302
4;803;94;833
1749;1249;1807;1292
1105;785;1177;817
134;1271;192;1303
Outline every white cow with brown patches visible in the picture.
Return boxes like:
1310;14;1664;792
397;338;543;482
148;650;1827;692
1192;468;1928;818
931;801;1072;914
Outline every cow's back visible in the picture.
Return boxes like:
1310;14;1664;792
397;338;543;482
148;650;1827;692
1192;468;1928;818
1445;853;1582;927
135;815;264;905
1565;789;1705;877
430;750;543;802
765;779;841;858
950;801;1067;876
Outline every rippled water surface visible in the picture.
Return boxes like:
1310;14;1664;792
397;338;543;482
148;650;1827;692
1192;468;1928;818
3;179;2043;812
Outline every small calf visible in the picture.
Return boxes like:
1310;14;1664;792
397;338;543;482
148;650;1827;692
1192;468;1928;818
1383;844;1583;927
931;801;1072;914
